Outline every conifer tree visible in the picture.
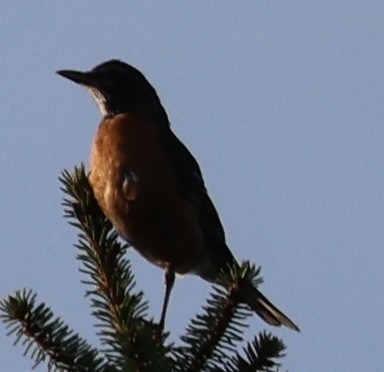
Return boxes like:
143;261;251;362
1;166;288;371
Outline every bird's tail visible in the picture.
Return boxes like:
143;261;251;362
240;281;300;332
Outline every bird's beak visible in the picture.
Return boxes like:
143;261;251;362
56;69;96;87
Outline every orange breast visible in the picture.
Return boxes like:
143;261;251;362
89;113;207;274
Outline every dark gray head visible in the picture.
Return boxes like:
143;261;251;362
57;59;169;124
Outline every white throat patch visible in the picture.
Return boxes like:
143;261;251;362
87;87;108;117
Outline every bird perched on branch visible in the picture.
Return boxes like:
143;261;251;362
57;60;299;332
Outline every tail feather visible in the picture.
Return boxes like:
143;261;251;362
241;282;300;332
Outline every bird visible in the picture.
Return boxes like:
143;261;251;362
57;59;300;332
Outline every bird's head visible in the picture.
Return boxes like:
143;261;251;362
57;59;168;123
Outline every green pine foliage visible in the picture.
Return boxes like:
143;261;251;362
0;289;109;371
0;165;287;371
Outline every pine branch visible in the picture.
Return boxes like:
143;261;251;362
59;165;173;371
0;289;109;371
173;264;260;371
225;331;286;372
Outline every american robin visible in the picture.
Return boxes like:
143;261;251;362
57;60;299;332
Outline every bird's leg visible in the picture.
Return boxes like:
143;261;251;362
158;268;175;330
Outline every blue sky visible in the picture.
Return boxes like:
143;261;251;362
1;2;383;371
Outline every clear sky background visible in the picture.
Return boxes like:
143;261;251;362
1;2;383;371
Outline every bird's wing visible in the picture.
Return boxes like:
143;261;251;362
160;128;236;278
